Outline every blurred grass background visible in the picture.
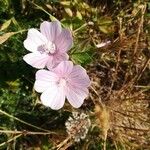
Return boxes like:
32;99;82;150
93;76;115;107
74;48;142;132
0;0;150;149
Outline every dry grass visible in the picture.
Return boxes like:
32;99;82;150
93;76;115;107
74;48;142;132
87;2;150;149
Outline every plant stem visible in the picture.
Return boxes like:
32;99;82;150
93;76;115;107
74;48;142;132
0;130;55;135
0;134;22;147
0;109;56;134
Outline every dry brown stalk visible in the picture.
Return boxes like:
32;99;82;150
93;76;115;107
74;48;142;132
133;3;146;55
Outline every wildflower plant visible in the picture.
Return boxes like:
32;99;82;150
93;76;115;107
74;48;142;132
23;20;91;110
1;1;150;149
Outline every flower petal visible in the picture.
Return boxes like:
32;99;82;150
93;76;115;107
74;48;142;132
34;80;55;93
40;21;61;42
47;53;69;70
34;70;58;93
55;29;73;52
45;56;55;70
54;53;69;64
24;29;47;52
35;69;59;81
68;65;90;88
41;86;65;110
66;85;89;108
53;61;73;77
23;53;49;69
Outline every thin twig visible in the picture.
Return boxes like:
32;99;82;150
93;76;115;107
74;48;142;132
27;0;51;16
133;3;146;55
135;58;150;82
113;124;149;132
90;86;102;103
0;109;56;134
59;140;73;150
51;136;71;150
0;130;55;135
103;139;106;150
0;134;22;147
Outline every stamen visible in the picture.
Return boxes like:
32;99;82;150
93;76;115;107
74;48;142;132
38;41;56;54
45;42;56;54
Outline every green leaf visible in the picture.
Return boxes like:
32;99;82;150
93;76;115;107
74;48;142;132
49;14;58;21
71;51;92;65
60;1;71;6
99;26;109;34
76;10;82;20
0;19;11;31
98;17;113;25
11;17;21;30
64;7;73;17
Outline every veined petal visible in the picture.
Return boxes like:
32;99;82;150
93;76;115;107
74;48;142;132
24;28;47;52
23;53;49;69
34;69;59;94
54;53;69;63
34;80;55;93
36;69;59;81
41;85;65;110
53;61;73;77
68;65;90;88
47;53;69;70
40;21;61;42
55;29;73;52
66;85;89;108
45;56;54;70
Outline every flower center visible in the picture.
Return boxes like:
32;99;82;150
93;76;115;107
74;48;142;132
38;41;56;54
58;78;66;87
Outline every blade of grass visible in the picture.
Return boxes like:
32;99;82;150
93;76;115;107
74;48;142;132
27;0;57;21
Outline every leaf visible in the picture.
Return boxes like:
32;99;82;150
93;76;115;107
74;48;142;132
64;8;73;17
99;26;109;34
6;79;20;91
60;1;71;6
11;17;21;29
45;4;53;10
76;10;82;20
49;15;58;21
82;2;90;9
71;52;92;65
0;19;11;31
0;32;16;44
98;17;113;25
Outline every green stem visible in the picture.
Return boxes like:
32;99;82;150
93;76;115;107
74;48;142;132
15;29;27;34
27;0;57;22
73;23;87;34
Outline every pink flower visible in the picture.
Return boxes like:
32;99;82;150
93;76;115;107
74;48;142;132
23;21;73;69
34;61;90;110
